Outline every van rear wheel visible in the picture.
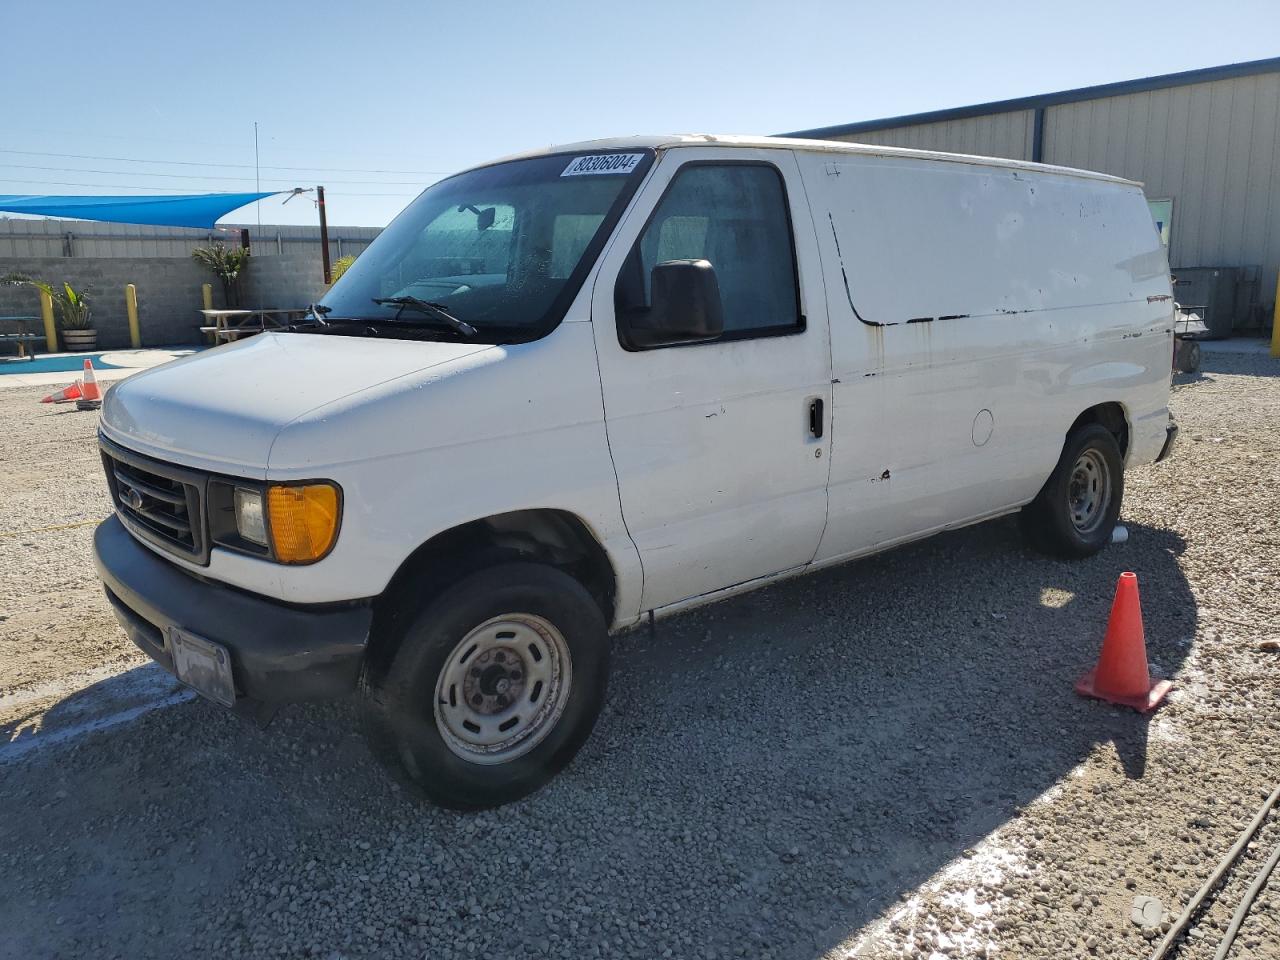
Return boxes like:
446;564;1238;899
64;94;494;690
359;562;609;809
1019;423;1123;558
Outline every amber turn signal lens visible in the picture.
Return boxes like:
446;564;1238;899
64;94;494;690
266;483;340;563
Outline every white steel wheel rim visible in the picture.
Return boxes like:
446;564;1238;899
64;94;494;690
433;613;573;765
1068;448;1111;534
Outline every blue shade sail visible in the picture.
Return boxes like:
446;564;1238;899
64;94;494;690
0;192;280;229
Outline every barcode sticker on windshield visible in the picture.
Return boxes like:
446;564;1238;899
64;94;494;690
561;154;644;177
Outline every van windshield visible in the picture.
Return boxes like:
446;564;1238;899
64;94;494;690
316;150;654;343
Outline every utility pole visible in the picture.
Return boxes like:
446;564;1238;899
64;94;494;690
253;121;261;230
317;185;331;284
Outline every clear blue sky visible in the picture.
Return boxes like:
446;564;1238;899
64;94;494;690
4;0;1279;228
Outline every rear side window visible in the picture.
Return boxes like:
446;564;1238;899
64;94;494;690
616;162;802;341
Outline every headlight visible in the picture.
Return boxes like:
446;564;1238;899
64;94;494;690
210;479;342;563
233;488;268;546
266;482;341;564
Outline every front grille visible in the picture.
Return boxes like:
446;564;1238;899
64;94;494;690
101;439;208;563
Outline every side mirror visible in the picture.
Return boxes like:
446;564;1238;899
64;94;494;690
624;259;724;349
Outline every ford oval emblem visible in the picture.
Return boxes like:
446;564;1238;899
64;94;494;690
122;486;144;510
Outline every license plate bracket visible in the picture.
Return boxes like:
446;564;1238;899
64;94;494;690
169;627;236;707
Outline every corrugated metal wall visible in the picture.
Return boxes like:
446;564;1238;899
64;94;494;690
830;110;1036;161
1045;72;1280;303
821;71;1280;321
0;218;382;261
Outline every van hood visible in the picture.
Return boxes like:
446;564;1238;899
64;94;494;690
100;333;496;475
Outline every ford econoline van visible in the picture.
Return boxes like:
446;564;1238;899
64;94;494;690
93;135;1177;808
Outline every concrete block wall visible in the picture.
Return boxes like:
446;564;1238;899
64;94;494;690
0;256;222;350
0;253;333;350
0;218;381;260
240;254;331;309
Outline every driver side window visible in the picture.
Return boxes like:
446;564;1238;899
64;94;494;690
615;162;802;342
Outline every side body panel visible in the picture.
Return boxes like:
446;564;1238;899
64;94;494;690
795;151;1173;563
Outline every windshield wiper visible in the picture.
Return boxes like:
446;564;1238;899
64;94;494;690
372;296;477;336
282;303;369;332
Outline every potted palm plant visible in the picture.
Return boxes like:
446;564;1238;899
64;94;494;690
33;282;95;350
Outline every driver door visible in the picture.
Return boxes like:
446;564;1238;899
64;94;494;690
590;148;832;612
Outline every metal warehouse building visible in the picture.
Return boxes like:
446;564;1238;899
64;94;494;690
786;57;1280;337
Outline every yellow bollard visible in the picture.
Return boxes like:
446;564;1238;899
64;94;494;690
39;288;58;352
1272;271;1280;359
125;284;141;349
200;283;215;344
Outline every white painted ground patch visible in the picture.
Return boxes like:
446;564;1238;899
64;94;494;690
96;348;196;368
0;661;193;762
843;783;1076;958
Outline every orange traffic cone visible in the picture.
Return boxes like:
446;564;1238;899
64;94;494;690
81;359;101;401
41;380;83;404
1075;572;1172;712
75;359;102;410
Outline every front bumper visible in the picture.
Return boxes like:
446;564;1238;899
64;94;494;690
1155;420;1179;463
93;514;373;703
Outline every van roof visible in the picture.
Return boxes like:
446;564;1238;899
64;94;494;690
481;134;1141;188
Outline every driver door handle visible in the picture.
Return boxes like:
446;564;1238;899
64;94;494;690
808;398;824;439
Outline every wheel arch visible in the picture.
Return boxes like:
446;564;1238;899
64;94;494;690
1067;401;1129;458
364;509;618;682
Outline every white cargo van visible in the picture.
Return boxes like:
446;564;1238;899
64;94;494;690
94;135;1177;807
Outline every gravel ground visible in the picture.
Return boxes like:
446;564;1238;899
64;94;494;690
0;392;136;696
0;351;1277;960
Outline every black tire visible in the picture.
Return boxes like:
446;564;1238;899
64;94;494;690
1174;338;1202;374
359;562;609;810
1019;423;1124;558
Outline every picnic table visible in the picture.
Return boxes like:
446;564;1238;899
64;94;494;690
0;316;44;360
199;308;310;344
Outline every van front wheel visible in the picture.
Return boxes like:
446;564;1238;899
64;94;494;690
1019;423;1124;558
360;562;609;809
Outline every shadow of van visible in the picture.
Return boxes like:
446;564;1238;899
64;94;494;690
576;517;1192;955
2;515;1194;960
0;662;190;763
